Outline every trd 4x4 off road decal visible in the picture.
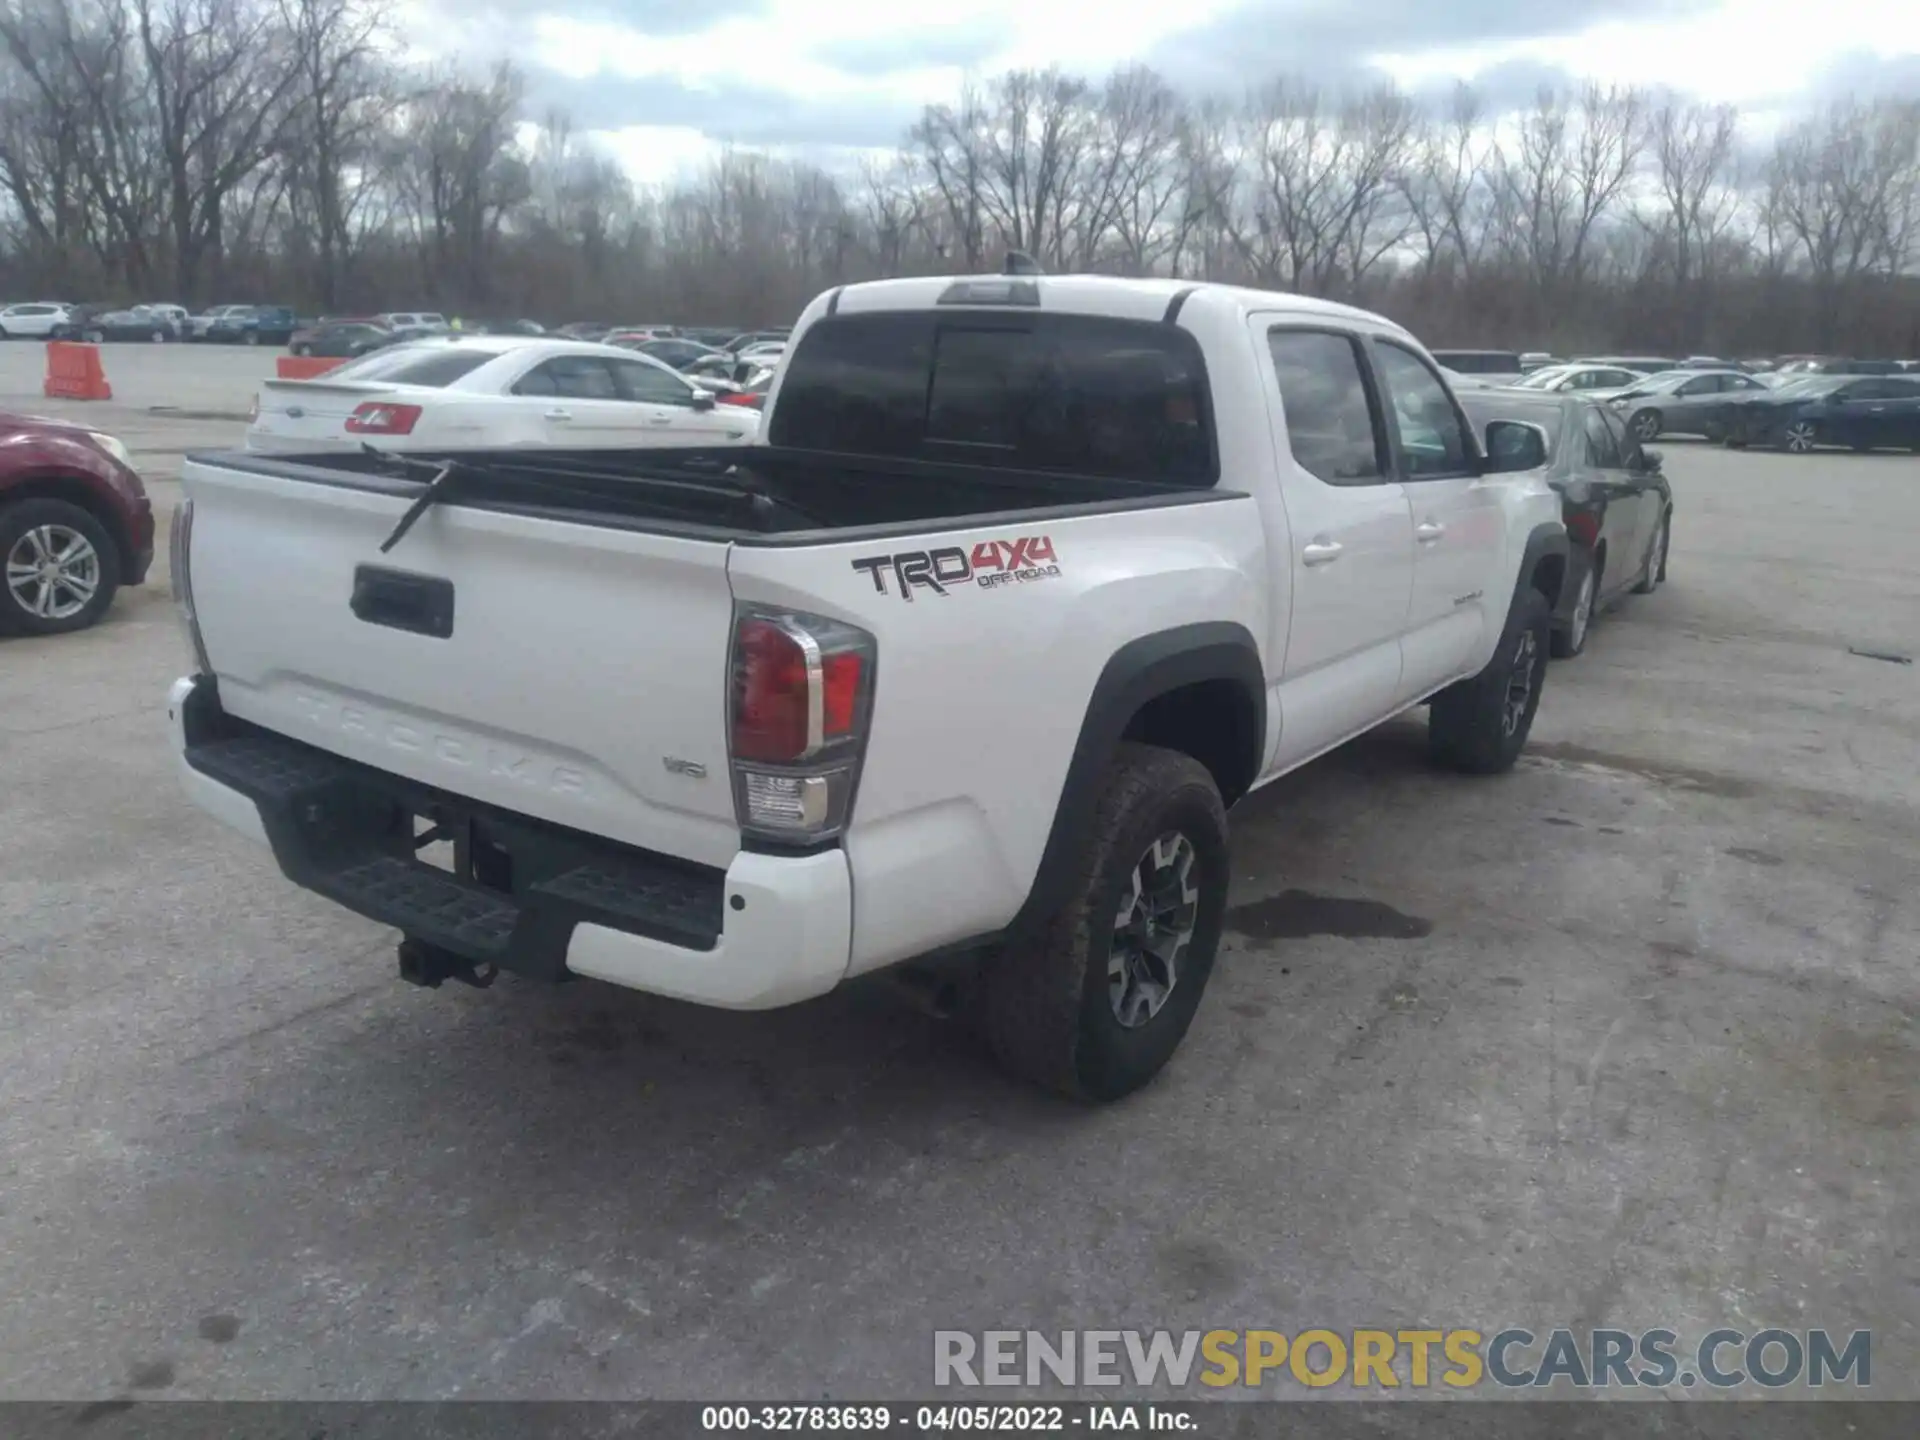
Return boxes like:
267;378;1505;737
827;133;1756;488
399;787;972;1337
851;537;1061;601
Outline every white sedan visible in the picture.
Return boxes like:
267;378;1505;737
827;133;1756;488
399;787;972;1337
245;336;762;454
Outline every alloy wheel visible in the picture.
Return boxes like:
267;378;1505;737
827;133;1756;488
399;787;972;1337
1569;569;1594;649
1634;411;1660;441
1501;627;1540;738
1108;832;1200;1029
5;523;100;621
1785;422;1817;453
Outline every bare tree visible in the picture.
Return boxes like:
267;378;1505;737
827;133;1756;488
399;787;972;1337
1234;80;1416;297
0;32;1914;357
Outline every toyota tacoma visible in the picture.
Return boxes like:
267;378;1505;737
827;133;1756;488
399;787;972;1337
167;271;1566;1100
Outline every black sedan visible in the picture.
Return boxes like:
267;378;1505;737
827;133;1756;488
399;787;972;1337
288;320;397;357
1723;374;1920;453
1463;390;1672;658
1606;368;1769;442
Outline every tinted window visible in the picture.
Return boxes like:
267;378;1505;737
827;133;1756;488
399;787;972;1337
1433;351;1521;375
324;345;454;381
1374;342;1473;477
1583;407;1621;467
1266;330;1383;484
373;350;493;388
608;358;695;405
1677;375;1721;397
518;355;617;399
772;313;1215;483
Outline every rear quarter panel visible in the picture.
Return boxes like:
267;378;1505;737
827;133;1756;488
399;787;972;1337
728;496;1268;974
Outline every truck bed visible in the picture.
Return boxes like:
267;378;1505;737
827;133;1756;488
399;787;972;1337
197;444;1227;542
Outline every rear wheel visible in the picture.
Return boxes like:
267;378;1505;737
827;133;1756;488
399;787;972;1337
1551;555;1598;659
0;499;121;636
1429;587;1552;774
978;743;1229;1102
1633;512;1669;594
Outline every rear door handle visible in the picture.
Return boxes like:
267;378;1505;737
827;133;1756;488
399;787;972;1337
648;414;675;425
1301;539;1344;566
544;407;572;421
1416;521;1446;543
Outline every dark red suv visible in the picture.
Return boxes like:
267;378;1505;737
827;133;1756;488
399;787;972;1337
0;410;154;635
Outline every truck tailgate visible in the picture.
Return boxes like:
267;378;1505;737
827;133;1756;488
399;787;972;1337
182;458;743;869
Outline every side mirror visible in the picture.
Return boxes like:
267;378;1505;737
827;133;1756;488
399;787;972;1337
689;391;716;412
1483;419;1549;473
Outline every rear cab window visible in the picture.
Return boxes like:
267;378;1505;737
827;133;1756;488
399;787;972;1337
771;311;1217;484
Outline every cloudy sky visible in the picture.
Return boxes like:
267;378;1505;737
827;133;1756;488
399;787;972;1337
397;0;1920;183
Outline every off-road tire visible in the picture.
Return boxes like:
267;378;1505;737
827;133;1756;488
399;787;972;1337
1428;587;1552;775
0;498;121;636
978;743;1229;1103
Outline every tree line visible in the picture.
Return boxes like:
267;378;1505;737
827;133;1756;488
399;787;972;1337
2;0;1918;356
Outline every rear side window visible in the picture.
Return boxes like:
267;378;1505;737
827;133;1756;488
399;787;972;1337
1266;330;1384;484
516;356;618;399
771;312;1216;484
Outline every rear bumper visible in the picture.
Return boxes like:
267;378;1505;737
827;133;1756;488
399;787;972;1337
167;675;852;1009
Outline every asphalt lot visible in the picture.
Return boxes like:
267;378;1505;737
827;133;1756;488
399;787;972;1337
1;348;1916;1409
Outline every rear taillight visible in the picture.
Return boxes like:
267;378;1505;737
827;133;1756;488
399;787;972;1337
169;498;213;674
718;392;764;409
1566;511;1601;548
345;401;422;435
728;606;876;842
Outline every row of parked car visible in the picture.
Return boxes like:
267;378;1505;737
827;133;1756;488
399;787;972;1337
1433;351;1920;454
0;301;300;344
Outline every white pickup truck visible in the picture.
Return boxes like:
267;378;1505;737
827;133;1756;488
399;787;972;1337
168;272;1570;1101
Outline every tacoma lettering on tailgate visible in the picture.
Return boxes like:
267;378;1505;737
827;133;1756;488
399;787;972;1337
850;536;1061;602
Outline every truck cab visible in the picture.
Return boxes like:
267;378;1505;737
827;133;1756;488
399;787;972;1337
168;270;1565;1100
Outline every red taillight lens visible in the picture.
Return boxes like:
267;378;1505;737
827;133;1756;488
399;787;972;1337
822;652;863;736
727;606;877;841
718;391;764;408
346;401;422;435
1566;511;1601;547
733;618;812;762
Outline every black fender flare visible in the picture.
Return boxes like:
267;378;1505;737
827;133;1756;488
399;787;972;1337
1514;521;1570;612
1007;621;1266;937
